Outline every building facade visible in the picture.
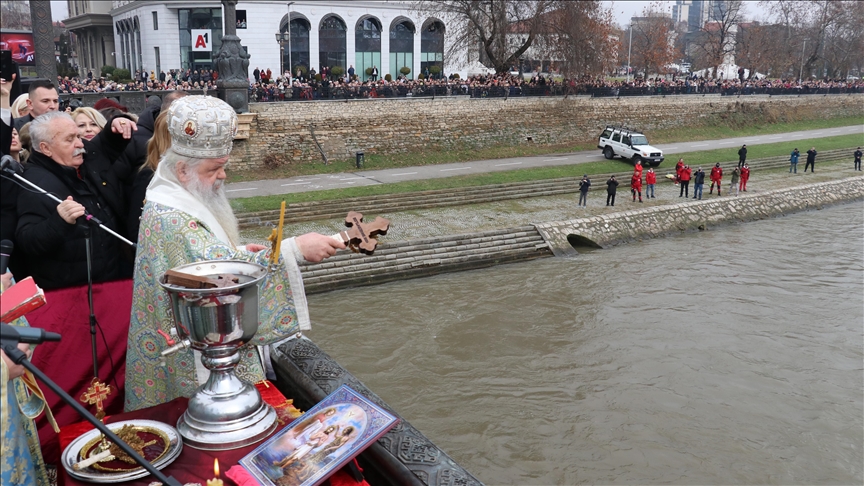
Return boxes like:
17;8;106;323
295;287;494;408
64;0;116;76
100;0;451;81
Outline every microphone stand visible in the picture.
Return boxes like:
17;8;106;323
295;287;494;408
0;168;135;248
0;340;182;486
83;226;99;380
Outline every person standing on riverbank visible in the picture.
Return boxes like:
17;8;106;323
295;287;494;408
709;163;723;195
692;167;705;200
855;147;862;171
730;167;740;196
675;158;684;185
789;148;800;173
805;147;817;173
738;144;747;168
631;172;643;203
679;165;692;198
645;168;656;198
606;175;618;206
740;164;750;192
578;175;591;208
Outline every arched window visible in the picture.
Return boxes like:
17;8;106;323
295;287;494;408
355;17;381;81
421;20;445;79
319;15;346;75
280;16;310;75
389;20;415;80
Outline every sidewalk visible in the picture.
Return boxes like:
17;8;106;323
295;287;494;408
227;125;863;198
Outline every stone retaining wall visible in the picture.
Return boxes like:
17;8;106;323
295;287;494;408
534;176;864;254
228;94;864;171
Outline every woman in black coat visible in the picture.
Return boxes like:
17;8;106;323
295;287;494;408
15;113;133;289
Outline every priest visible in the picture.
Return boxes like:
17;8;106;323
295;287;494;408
125;96;344;411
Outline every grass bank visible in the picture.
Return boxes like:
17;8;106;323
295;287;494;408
230;133;863;213
226;116;862;183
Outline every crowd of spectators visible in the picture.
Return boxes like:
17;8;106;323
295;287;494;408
55;68;219;94
46;65;864;102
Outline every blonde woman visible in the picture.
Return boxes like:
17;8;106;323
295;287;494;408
10;93;29;118
126;110;170;240
71;106;107;141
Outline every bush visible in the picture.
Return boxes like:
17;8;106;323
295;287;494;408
365;67;374;76
417;74;425;80
399;66;411;76
384;73;392;82
112;68;131;82
314;73;322;82
452;73;460;79
429;65;442;75
101;65;115;76
263;153;286;170
294;65;308;75
330;66;345;77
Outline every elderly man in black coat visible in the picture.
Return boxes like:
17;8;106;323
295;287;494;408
15;111;136;289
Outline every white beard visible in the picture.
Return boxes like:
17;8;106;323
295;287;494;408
186;176;241;247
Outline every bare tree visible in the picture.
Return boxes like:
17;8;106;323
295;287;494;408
543;1;616;77
628;3;677;78
691;0;745;78
415;0;555;73
0;1;31;30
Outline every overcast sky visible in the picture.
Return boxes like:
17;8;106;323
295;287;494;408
604;0;770;28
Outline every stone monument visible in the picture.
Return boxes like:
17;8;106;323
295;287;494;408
30;0;58;84
216;0;251;113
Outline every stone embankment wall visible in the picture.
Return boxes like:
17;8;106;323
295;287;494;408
535;177;864;254
228;94;863;171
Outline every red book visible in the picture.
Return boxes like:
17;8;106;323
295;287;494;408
1;277;47;323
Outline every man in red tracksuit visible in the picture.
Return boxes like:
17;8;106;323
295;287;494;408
631;172;643;202
679;164;692;197
675;159;684;185
709;163;723;196
645;167;656;198
739;163;750;192
634;160;643;180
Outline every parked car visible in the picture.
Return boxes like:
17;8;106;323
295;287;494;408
597;125;664;167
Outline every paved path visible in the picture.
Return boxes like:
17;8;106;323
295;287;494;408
226;125;863;198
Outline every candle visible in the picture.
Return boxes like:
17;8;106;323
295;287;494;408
206;458;223;486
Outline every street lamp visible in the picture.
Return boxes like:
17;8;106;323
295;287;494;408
275;32;288;75
287;2;295;77
627;24;632;83
799;39;807;83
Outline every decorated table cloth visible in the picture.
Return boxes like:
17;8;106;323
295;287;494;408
59;383;369;486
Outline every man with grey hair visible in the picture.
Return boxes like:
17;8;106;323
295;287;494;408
15;110;136;289
125;96;345;412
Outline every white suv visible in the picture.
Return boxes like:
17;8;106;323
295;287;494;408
597;126;665;167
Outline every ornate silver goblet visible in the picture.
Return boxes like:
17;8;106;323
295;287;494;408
159;260;277;450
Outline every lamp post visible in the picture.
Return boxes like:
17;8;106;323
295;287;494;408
627;24;632;83
287;2;295;76
799;39;807;83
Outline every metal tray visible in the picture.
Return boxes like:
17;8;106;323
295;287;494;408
61;419;183;483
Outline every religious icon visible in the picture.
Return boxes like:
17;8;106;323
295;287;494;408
240;385;398;486
184;120;197;137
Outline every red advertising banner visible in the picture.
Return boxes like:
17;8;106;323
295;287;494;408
0;32;35;66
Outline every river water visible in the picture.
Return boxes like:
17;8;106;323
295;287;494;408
305;202;864;485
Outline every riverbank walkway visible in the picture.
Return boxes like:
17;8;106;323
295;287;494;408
226;125;863;198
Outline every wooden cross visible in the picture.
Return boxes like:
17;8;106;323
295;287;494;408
80;377;114;420
337;211;390;254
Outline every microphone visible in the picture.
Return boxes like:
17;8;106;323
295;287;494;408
0;240;11;274
0;323;62;344
0;155;23;174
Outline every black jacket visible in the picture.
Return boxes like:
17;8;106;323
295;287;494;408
606;178;619;193
806;150;817;163
738;147;747;159
114;104;158;187
126;166;154;241
15;130;131;289
693;170;705;184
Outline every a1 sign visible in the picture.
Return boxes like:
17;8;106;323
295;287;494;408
191;29;212;51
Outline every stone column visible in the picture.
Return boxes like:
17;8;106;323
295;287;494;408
216;0;250;113
30;0;58;84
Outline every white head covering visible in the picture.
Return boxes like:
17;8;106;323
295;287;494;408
167;95;237;158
